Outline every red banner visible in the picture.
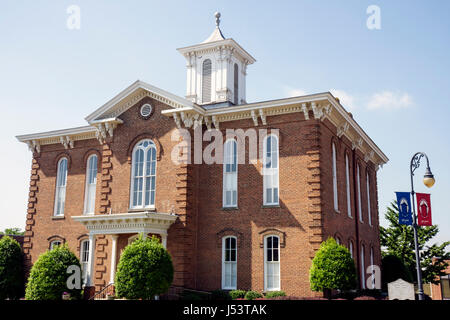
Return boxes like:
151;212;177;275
416;193;432;226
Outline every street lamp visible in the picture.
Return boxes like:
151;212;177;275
410;152;435;300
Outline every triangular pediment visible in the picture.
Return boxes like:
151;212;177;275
85;80;196;123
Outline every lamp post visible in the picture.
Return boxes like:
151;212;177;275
410;152;435;300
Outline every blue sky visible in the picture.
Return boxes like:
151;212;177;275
1;1;449;245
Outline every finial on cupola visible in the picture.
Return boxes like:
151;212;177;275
215;12;221;28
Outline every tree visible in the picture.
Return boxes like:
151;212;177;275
310;238;357;297
115;235;174;299
380;202;450;284
0;228;24;236
25;244;82;300
0;236;23;299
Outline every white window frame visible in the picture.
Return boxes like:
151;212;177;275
349;241;354;259
80;239;90;285
366;172;372;226
263;135;279;206
221;236;237;290
332;143;339;211
264;235;281;291
50;240;62;250
83;154;98;214
357;164;363;222
345;154;352;218
54;158;68;216
223;139;238;208
129;140;157;210
361;244;366;289
370;247;375;289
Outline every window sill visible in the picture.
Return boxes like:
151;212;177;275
52;216;65;220
222;207;239;211
128;208;156;213
334;209;341;214
262;204;280;208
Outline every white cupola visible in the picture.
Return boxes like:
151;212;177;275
177;12;256;107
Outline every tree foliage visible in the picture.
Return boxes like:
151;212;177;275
380;202;449;284
0;236;23;299
381;254;413;291
309;238;357;292
115;236;174;299
25;244;82;300
0;228;24;236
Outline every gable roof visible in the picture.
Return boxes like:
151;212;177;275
84;80;196;123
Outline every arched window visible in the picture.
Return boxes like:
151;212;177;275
336;237;341;245
264;235;280;291
349;240;354;259
357;164;363;222
202;59;212;103
332;142;339;211
84;154;98;214
361;244;366;289
223;139;238;207
80;239;90;284
263;135;279;205
234;63;239;105
345;154;352;217
50;240;62;250
370;247;375;289
54;158;68;216
130;140;157;209
222;236;237;290
366;172;372;226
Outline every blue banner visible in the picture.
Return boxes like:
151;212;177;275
396;192;412;225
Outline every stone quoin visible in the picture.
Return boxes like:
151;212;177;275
16;13;388;298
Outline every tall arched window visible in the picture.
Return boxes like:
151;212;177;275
264;235;280;291
370;247;375;289
345;154;352;217
263;135;279;205
84;154;98;214
360;244;366;289
349;240;354;259
366;172;372;226
357;164;363;222
80;239;90;284
54;158;68;216
332;142;339;211
223;139;237;207
234;63;239;105
202;59;212;103
222;236;237;289
130;140;157;209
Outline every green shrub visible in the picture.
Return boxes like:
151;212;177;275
180;291;210;300
0;236;24;299
115;235;174;300
309;238;357;294
229;289;246;300
25;244;82;300
265;290;286;298
244;290;263;300
381;255;413;291
211;289;231;300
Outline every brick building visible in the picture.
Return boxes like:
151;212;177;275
17;13;388;298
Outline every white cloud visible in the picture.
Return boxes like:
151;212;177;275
329;89;356;111
367;91;413;110
285;87;308;97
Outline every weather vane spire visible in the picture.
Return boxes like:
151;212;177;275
215;12;221;28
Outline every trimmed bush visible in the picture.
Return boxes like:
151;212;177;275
310;238;357;296
244;290;263;300
229;289;246;300
115;236;174;300
265;290;286;299
211;289;231;300
0;236;23;299
381;255;413;291
25;244;82;300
